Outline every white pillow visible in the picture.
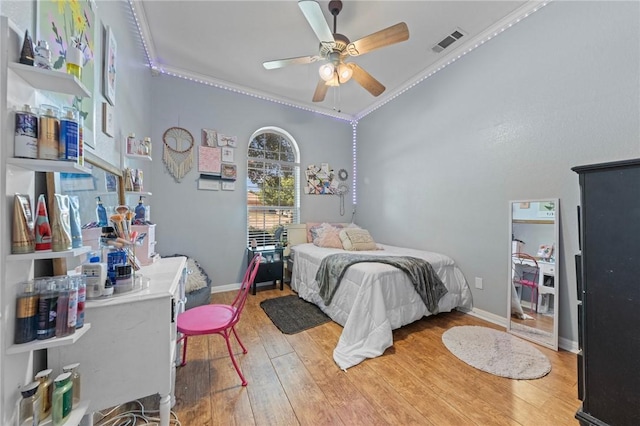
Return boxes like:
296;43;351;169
185;258;209;292
339;228;377;251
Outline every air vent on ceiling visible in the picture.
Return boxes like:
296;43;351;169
432;28;465;53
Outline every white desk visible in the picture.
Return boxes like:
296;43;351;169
48;256;187;426
512;256;555;313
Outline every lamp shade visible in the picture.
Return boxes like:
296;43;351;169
319;63;335;81
337;63;353;83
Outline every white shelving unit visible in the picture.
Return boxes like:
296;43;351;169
8;62;91;97
7;246;92;261
125;153;152;162
6;158;91;174
6;324;91;355
39;399;91;426
1;17;93;426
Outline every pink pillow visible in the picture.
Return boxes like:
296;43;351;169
306;222;322;243
313;224;343;248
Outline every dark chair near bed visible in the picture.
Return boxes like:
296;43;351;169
512;253;540;313
177;254;261;386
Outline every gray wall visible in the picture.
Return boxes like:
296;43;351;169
1;0;152;167
149;75;353;287
355;1;640;344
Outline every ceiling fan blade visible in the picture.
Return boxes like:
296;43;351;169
348;63;385;97
298;0;335;46
263;55;322;70
346;22;409;57
312;79;329;102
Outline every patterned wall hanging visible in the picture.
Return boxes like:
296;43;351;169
305;163;338;194
163;127;194;182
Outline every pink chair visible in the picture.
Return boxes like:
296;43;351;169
513;253;540;313
177;254;261;386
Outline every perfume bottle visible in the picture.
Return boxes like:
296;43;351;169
18;381;41;426
34;40;52;69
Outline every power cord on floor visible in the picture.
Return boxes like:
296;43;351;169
94;400;181;426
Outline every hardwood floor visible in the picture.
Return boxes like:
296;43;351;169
172;287;579;425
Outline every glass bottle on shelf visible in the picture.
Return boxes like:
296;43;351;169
75;275;86;328
14;280;39;344
36;277;58;340
62;363;81;405
52;372;73;426
34;368;53;419
55;276;74;337
18;381;41;426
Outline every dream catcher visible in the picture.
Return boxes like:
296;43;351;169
163;127;194;182
336;184;350;216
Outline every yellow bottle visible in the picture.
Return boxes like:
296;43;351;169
66;45;83;80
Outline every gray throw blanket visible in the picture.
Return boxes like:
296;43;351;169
315;253;448;314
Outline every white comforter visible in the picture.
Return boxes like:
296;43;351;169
290;243;473;370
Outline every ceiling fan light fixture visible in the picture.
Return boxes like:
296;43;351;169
319;62;335;81
325;73;340;87
337;63;353;83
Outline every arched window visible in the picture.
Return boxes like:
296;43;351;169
247;127;300;247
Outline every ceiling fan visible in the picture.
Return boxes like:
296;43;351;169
263;0;409;103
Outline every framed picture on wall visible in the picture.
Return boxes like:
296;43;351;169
37;0;98;148
221;164;237;180
103;25;117;105
102;102;114;137
221;147;234;162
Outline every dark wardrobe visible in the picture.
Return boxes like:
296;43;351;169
573;158;640;426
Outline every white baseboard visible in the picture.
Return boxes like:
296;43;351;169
559;337;579;353
463;307;508;327
210;282;287;294
461;308;579;353
210;283;240;294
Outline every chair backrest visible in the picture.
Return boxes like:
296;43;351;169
513;252;539;284
228;254;262;326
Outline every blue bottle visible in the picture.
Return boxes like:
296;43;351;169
134;196;146;221
96;197;107;227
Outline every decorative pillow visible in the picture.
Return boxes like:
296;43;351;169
163;254;211;293
339;228;377;251
185;258;210;292
313;223;344;248
306;222;358;242
306;222;322;243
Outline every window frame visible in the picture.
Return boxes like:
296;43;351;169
246;127;300;248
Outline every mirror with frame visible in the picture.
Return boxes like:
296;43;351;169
46;152;124;274
507;199;559;350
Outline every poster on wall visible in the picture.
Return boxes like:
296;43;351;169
202;129;217;147
305;164;338;194
198;146;221;174
37;0;97;148
221;164;237;180
218;134;237;147
103;25;117;105
221;147;234;163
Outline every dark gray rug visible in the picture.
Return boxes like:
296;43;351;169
260;295;331;334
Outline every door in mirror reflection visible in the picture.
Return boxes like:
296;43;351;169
508;199;559;350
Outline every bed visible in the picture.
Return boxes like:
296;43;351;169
288;225;473;370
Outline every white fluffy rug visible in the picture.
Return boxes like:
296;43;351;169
442;326;551;380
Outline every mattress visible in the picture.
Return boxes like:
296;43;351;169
291;243;473;370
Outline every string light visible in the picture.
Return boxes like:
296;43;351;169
128;0;548;208
130;0;548;122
